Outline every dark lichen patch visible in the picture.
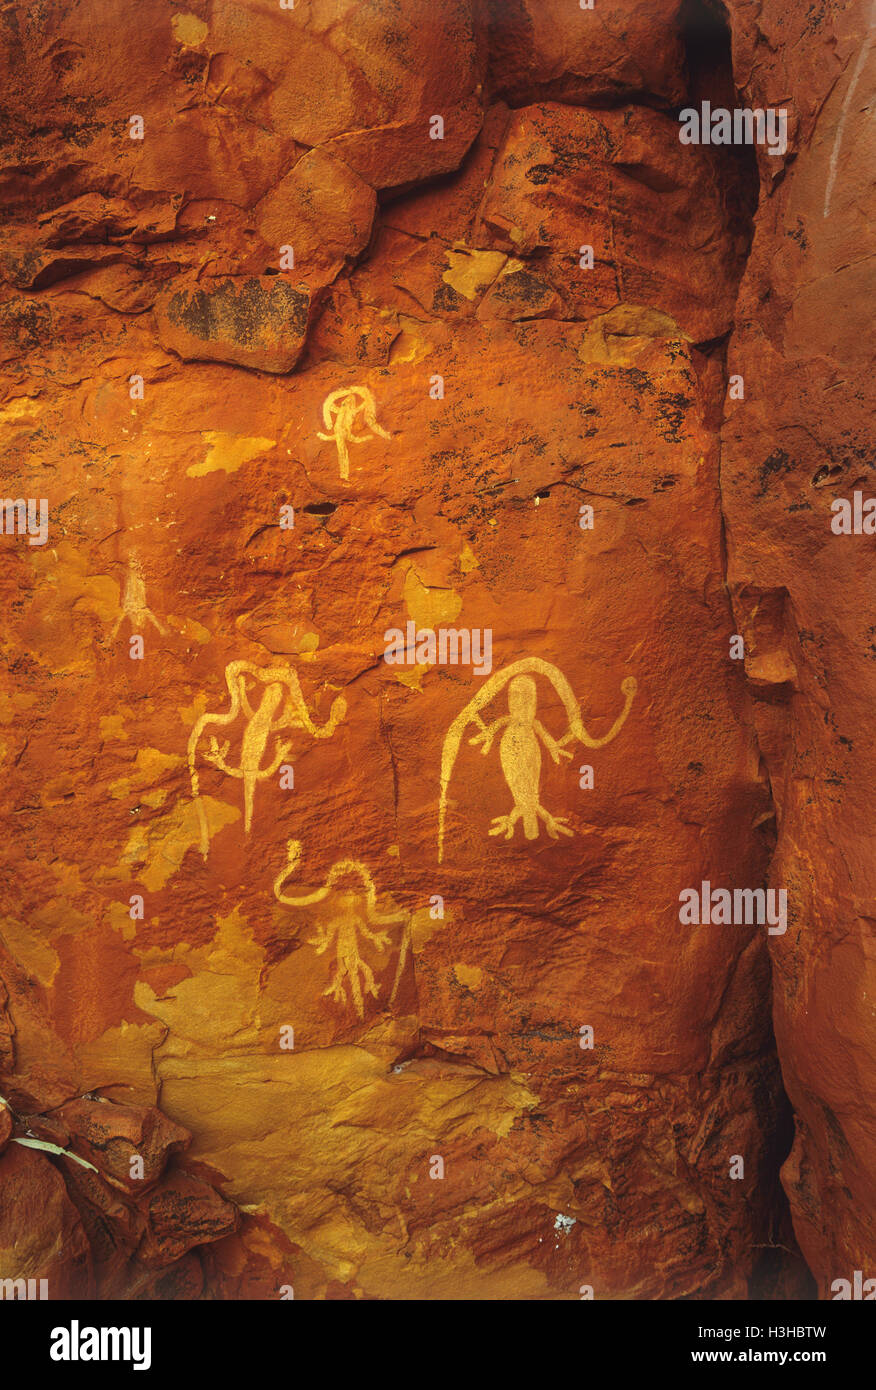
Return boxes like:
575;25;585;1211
167;277;309;347
490;269;555;313
2;247;45;289
431;281;465;314
0;298;52;351
617;367;654;395
757;448;793;497
526;163;557;185
655;392;693;443
58;118;105;150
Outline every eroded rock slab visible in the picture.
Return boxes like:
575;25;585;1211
155;275;311;373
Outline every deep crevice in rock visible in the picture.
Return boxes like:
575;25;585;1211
683;0;817;1298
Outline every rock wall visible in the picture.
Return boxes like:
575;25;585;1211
0;0;869;1299
721;0;876;1294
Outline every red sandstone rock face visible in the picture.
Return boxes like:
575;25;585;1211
0;1143;93;1297
0;1099;12;1153
0;0;868;1301
721;0;876;1294
487;0;687;108
0;1092;240;1296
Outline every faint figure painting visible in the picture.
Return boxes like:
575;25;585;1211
273;840;410;1019
111;556;166;638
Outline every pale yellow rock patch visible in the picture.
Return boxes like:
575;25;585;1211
137;907;263;1054
0;395;40;424
72;1020;167;1104
403;567;462;628
578;304;686;365
99;713;129;741
171;12;208;45
188;432;275;477
177;693;208;728
108;901;137;941
156;1049;539;1289
0;915;60;987
459;542;479;574
113;796;240;891
409;902;449;951
108;747;185;799
453;962;483;990
388;316;431;365
167;615;212;644
442;246;506;301
394;662;429;692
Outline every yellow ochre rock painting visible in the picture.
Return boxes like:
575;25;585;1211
111;558;166;638
273;840;410;1020
117;796;240;891
438;658;637;862
187;661;346;858
317;385;390;481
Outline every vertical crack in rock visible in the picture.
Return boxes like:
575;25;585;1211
718;0;876;1292
682;0;815;1296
